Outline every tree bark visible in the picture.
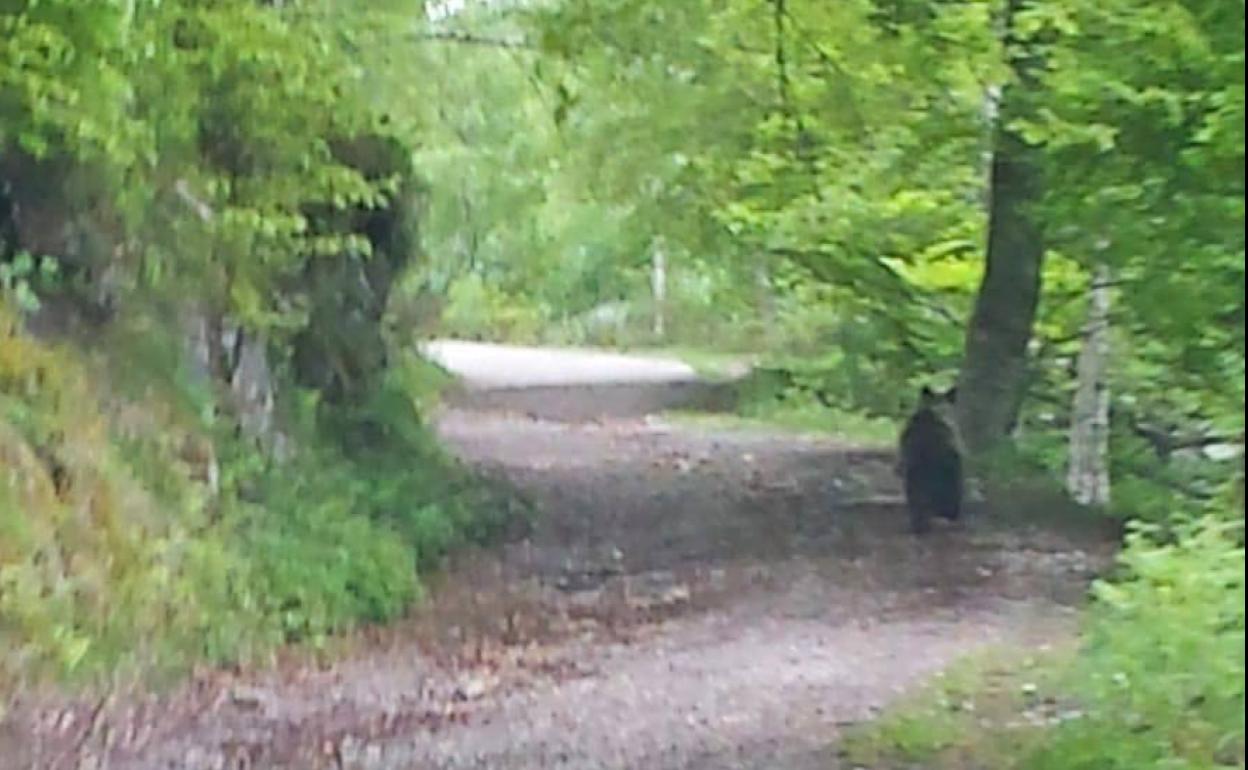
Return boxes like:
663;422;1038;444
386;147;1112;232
1067;265;1112;505
955;0;1045;457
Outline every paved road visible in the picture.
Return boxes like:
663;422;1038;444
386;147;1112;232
419;340;709;389
419;340;747;421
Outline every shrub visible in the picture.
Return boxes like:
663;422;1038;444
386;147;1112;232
1026;516;1245;769
0;304;235;680
439;274;548;343
835;513;1244;770
0;305;517;683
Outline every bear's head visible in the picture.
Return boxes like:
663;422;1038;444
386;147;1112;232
918;385;957;408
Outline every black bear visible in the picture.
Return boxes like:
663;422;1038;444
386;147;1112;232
897;385;964;534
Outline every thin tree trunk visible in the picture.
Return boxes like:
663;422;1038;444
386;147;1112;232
651;238;667;340
955;0;1045;457
754;257;776;345
1067;265;1113;505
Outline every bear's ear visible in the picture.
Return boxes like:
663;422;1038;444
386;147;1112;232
944;386;958;404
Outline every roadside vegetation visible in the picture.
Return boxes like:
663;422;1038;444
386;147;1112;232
0;0;1241;764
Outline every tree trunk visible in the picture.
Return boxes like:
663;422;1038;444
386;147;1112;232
754;256;776;346
290;133;423;452
980;85;1002;208
1067;265;1112;505
651;239;667;340
955;0;1045;457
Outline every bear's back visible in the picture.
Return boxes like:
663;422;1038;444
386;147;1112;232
901;407;958;465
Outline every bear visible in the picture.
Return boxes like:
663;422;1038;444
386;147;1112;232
896;385;964;534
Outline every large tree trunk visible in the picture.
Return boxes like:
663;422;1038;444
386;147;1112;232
290;133;424;450
955;0;1045;457
1067;265;1112;505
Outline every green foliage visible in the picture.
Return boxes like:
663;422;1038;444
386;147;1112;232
838;648;1073;767
0;251;57;313
1018;0;1245;477
0;0;1241;719
837;515;1246;770
513;0;1242;521
0;303;233;680
439;273;549;344
0;0;550;686
529;0;1001;356
0;303;515;682
0;0;145;167
223;446;419;646
1028;517;1245;769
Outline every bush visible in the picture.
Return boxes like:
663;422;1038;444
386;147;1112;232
835;514;1244;770
439;274;548;343
0;304;239;681
213;351;525;648
1027;516;1245;769
0;305;519;684
221;444;420;647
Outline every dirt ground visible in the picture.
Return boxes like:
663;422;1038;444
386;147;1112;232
5;409;1116;770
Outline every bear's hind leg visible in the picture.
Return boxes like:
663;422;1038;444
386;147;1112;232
905;475;933;534
935;478;962;521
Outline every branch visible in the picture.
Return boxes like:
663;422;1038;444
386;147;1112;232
175;179;215;223
410;31;533;50
772;0;790;117
1117;403;1245;461
765;246;938;360
768;245;964;329
777;9;868;136
1132;423;1244;458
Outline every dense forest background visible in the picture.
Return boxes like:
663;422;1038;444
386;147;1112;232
0;0;1242;766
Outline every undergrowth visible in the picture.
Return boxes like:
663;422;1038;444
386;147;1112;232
837;514;1246;770
663;407;896;446
717;362;900;445
0;304;520;686
836;645;1078;767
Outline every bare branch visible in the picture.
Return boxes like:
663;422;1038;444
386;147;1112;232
175;179;215;223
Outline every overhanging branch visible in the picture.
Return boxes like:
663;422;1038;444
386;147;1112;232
411;31;533;50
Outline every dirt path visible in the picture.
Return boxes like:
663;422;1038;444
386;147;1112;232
8;410;1113;770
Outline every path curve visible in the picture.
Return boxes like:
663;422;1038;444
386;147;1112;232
420;340;713;388
9;406;1113;770
420;340;748;421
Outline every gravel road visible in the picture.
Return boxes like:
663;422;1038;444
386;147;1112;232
4;346;1115;770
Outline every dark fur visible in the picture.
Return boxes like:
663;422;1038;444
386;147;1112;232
898;386;963;534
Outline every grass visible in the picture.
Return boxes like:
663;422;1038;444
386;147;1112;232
628;345;757;382
662;407;897;446
837;515;1245;770
663;381;899;446
836;644;1079;769
0;305;520;687
627;346;900;443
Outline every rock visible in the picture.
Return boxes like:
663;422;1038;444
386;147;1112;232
564;588;604;613
228;686;271;714
454;674;497;702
